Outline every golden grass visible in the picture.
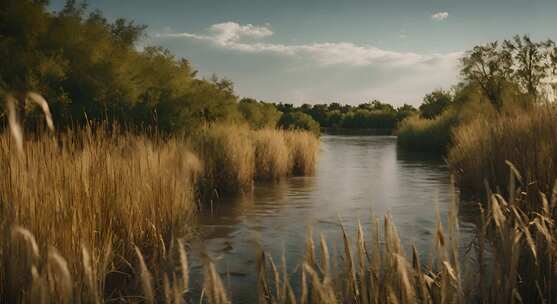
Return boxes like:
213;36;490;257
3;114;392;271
192;124;256;196
449;104;557;198
193;125;320;197
0;127;201;302
252;129;289;181
285;130;320;176
2;145;556;303
0;118;320;302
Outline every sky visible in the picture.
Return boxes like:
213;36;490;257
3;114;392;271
50;0;557;106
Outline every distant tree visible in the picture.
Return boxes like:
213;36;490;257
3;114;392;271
419;90;453;119
278;111;320;135
396;104;418;122
238;98;282;129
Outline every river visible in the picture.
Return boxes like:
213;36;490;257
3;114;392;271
189;135;478;303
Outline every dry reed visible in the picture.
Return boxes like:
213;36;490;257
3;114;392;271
449;104;557;199
0;127;201;302
285;130;320;176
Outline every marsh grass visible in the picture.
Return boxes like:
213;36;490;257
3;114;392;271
192;124;256;196
193;125;319;198
252;129;289;181
0;126;201;302
2;148;556;303
0;114;319;303
449;105;557;199
285;130;320;176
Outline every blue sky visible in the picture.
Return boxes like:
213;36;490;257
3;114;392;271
50;0;557;106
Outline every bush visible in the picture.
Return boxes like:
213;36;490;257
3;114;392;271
278;111;320;135
396;110;459;153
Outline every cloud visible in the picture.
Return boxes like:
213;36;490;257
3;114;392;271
431;12;449;21
155;22;462;68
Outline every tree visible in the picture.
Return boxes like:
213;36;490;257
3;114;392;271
278;111;320;135
461;42;512;109
419;90;453;119
238;98;282;129
503;35;555;101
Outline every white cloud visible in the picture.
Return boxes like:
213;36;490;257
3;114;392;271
155;22;461;68
431;12;449;21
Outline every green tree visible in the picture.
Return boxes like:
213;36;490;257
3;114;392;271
278;111;320;135
461;42;512;109
419;90;453;119
503;35;555;101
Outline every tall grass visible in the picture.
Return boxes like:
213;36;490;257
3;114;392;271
0;127;201;302
252;129;289;181
192;124;256;196
449;105;557;198
0;116;320;302
193;125;320;198
285;130;320;176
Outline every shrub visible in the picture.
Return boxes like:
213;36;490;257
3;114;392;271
397;110;459;153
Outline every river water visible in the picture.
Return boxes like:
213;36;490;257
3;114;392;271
189;135;478;303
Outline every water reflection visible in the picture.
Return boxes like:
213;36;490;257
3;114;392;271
189;135;477;303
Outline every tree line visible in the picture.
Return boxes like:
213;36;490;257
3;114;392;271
3;1;556;137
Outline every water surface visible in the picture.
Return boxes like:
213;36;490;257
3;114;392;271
189;135;477;303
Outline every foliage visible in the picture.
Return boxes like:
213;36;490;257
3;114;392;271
238;98;282;129
461;35;556;109
0;0;247;134
419;89;453;119
278;111;320;135
276;100;417;131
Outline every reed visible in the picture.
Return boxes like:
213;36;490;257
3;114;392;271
285;130;320;176
449;104;557;199
0;127;201;302
252;129;289;181
192;124;320;197
192;124;256;196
